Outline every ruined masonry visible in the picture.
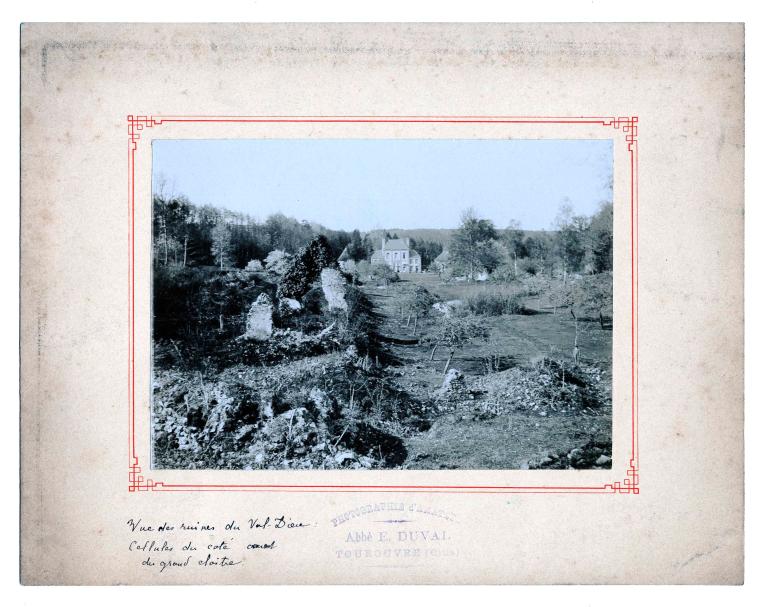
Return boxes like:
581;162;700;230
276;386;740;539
245;293;273;340
320;268;348;312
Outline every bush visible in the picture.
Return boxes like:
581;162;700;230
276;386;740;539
518;258;542;276
245;259;264;272
490;263;517;283
521;274;548;297
370;263;399;286
466;290;527;316
153;266;273;369
264;249;292;277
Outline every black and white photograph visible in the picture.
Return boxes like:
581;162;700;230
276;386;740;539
150;138;614;471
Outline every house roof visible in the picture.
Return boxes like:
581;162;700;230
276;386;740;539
382;238;410;251
435;249;450;262
371;250;385;261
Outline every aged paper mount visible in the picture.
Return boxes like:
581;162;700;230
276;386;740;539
20;23;743;584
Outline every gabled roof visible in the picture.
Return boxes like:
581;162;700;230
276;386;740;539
435;249;450;262
382;238;409;251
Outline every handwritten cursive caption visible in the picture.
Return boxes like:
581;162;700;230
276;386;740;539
126;516;313;574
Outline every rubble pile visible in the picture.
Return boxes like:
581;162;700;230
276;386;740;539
528;440;612;469
152;352;417;470
469;358;608;416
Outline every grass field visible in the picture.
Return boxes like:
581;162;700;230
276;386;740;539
361;272;613;469
154;269;613;471
371;273;611;373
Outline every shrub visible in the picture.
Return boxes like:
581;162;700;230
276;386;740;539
490;263;517;283
355;260;372;279
521;274;548;296
466;290;527;316
370;263;399;286
519;258;542;276
153;266;273;369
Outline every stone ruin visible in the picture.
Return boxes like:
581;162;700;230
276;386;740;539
320;268;348;312
437;368;465;396
244;293;273;341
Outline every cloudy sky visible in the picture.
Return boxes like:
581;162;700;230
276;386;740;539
152;138;613;231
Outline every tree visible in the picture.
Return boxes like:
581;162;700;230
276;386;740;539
503;219;526;277
553;202;588;276
522;233;551;268
587;201;613;273
277;235;336;299
264;249;293;277
203;270;265;332
264;213;315;253
370;263;398;289
574;272;613;329
426;314;491;374
347;230;368;261
450;208;499;280
403;286;436;335
210;220;232;270
546;279;575;316
152;194;194;266
355;260;372;280
411;238;444;268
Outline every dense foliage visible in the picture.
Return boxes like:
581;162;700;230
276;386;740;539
152;191;614;471
277;236;336;299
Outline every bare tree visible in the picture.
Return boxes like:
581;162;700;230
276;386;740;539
427;314;490;374
403;286;436;335
210;220;232;270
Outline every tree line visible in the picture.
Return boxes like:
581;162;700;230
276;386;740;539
152;194;447;270
153;193;611;279
447;201;612;280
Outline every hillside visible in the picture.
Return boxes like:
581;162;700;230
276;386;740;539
365;228;552;247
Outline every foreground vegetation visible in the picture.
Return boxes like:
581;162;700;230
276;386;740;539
152;196;613;470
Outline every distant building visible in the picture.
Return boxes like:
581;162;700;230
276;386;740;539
433;248;450;273
371;237;422;273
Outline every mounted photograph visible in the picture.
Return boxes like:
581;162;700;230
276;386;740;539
150;138;614;471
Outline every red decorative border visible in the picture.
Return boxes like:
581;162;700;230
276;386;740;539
128;115;639;494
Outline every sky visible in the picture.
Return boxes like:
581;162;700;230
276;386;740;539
152;138;613;231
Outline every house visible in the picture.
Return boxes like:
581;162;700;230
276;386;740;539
371;237;422;273
433;248;450;273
